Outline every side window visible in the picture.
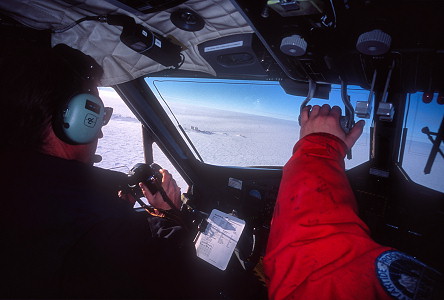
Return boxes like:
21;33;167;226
153;142;189;193
402;92;443;192
96;87;188;192
96;87;145;172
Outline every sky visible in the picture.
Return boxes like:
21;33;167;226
151;79;299;120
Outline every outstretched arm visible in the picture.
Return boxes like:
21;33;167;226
264;105;393;300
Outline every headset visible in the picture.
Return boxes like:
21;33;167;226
51;44;112;145
54;93;112;145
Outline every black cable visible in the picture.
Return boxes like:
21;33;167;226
154;180;181;214
52;16;100;33
150;178;192;231
175;53;185;69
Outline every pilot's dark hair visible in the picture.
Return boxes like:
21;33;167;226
0;42;103;152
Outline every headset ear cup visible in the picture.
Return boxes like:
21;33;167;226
53;93;105;145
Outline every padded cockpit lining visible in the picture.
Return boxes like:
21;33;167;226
0;0;253;86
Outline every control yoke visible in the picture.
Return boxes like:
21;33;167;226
299;79;355;159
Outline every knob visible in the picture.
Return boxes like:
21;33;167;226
356;29;391;55
280;35;307;56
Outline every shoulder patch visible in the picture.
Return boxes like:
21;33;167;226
376;250;442;300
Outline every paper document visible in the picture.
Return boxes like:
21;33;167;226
195;209;245;270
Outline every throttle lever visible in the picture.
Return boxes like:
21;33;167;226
340;81;355;159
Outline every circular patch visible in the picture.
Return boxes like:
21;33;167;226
376;250;442;300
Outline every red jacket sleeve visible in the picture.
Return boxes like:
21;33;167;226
263;133;393;300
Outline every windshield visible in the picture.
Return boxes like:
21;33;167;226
146;78;370;169
95;81;442;193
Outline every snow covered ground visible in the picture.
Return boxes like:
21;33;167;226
96;88;443;193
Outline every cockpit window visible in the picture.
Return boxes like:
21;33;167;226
96;87;188;193
146;78;370;169
96;87;145;172
401;92;443;192
96;84;443;194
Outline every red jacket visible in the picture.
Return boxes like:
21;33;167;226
264;133;394;300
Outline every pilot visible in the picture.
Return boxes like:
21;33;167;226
0;43;203;298
263;105;443;299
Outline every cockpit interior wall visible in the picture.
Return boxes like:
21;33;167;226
0;0;253;86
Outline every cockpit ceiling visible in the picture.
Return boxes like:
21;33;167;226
1;0;444;93
0;0;253;86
